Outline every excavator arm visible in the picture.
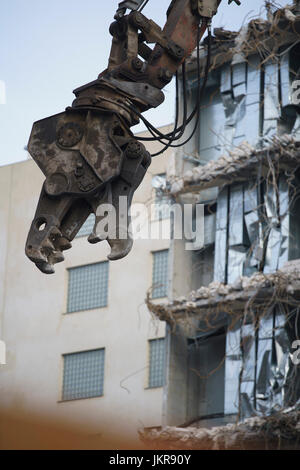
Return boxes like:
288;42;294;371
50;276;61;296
25;0;237;274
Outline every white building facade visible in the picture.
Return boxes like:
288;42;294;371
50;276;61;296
0;125;173;438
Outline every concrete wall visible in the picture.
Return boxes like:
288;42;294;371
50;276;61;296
0;125;172;438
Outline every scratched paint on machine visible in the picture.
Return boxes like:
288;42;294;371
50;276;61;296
28;111;124;191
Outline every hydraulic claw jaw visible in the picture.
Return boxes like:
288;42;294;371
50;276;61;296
25;109;151;274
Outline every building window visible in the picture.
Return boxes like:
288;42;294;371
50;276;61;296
148;338;166;388
152;174;170;220
62;348;105;401
67;262;109;313
76;214;95;238
152;250;169;299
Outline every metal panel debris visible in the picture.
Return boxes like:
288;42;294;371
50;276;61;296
169;137;300;196
213;187;228;283
263;60;280;137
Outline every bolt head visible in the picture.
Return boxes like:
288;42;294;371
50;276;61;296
132;58;143;71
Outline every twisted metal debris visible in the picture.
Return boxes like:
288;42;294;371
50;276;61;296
140;404;300;450
169;136;300;196
147;262;300;325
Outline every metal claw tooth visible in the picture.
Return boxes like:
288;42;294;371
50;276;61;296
87;232;107;244
88;233;101;244
26;246;48;264
42;239;55;252
107;237;133;261
35;261;55;275
88;218;109;244
49;251;65;265
57;237;72;251
50;226;62;237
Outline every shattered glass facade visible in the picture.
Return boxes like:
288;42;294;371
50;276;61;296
210;42;300;420
225;305;300;420
150;6;300;429
214;176;300;286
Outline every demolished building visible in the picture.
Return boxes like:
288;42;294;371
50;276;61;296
144;1;300;449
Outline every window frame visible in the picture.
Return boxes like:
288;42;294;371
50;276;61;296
66;261;109;314
151;249;169;299
61;347;106;402
147;338;166;389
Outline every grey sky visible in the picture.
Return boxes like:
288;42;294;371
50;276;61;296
0;0;293;166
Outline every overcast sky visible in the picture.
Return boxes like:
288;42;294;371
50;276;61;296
0;0;293;166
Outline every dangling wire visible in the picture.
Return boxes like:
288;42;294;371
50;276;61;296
160;20;211;150
137;23;205;143
130;61;188;145
104;20;212;155
131;21;212;156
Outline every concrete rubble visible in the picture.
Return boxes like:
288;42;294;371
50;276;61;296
169;137;300;196
141;405;300;450
186;2;300;77
146;261;300;324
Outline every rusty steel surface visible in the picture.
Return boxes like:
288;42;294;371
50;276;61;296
26;0;223;273
26;109;150;273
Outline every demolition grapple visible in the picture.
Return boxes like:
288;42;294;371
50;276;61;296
25;0;226;273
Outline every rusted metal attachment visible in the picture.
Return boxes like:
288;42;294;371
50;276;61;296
26;0;217;273
88;140;151;260
114;0;145;20
26;109;150;273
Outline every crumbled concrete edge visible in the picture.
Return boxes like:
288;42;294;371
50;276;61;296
169;137;300;196
140;408;300;450
146;264;300;324
186;3;300;74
